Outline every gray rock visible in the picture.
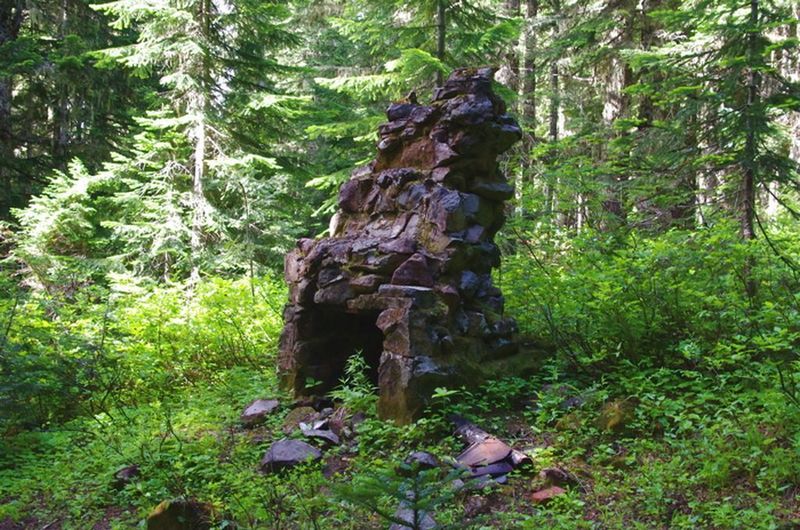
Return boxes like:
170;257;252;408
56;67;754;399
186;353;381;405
389;505;437;530
301;428;340;447
240;399;279;426
405;451;439;469
113;464;140;489
260;440;322;473
468;461;513;478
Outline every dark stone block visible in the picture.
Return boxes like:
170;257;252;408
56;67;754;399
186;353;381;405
260;440;322;473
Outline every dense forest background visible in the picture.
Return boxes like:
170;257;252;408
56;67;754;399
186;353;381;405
1;0;800;528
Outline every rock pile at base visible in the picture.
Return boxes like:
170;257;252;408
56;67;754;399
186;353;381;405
279;67;532;423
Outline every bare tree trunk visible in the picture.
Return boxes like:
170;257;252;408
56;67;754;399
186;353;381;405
672;113;698;229
190;108;206;285
544;0;560;222
0;77;13;217
504;0;520;92
190;0;212;285
436;0;446;86
520;0;537;134
599;3;635;230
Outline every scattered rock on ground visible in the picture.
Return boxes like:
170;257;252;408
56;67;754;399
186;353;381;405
300;428;340;447
260;439;322;473
113;464;140;489
405;451;439;469
240;399;279;427
456;438;511;467
530;486;566;505
146;499;212;530
349;411;367;428
389;504;437;530
468;461;513;478
463;495;489;518
538;466;579;488
282;406;318;434
326;407;349;436
323;455;352;479
596;399;636;432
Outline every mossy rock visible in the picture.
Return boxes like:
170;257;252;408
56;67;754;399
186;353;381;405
282;406;317;434
147;499;212;530
596;398;637;432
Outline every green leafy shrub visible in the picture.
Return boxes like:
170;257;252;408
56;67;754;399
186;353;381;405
0;274;285;431
499;220;800;373
329;352;379;415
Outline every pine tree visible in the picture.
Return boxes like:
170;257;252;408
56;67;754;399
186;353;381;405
92;0;307;280
0;0;150;219
638;0;800;237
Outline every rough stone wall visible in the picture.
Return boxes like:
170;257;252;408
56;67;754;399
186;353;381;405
279;67;528;423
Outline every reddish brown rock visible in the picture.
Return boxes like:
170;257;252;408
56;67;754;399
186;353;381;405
278;68;531;423
530;486;566;505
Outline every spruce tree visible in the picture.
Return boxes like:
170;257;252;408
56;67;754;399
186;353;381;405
92;0;306;280
636;0;800;237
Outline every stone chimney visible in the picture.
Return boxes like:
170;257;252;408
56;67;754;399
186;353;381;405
279;67;529;423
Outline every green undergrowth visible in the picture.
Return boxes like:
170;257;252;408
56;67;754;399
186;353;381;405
2;223;800;528
2;357;799;528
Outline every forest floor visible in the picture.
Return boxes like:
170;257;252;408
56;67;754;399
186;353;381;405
2;356;799;529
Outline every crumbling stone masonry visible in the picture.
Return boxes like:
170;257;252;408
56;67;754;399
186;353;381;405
279;67;533;423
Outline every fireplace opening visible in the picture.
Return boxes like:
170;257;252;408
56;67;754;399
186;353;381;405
301;308;384;396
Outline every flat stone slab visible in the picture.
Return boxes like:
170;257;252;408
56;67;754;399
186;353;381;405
260;439;322;473
456;438;512;467
300;428;340;447
531;486;566;504
240;399;279;426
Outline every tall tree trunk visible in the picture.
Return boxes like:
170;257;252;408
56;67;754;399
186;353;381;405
599;3;635;229
520;0;537;134
190;107;206;284
0;0;24;219
190;0;212;285
504;0;520;90
545;0;560;221
501;0;520;93
436;0;446;86
0;77;13;218
504;0;523;213
521;0;539;213
741;0;760;241
52;0;70;170
672;113;698;229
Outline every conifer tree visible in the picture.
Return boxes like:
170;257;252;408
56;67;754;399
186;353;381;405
92;0;306;280
636;0;800;237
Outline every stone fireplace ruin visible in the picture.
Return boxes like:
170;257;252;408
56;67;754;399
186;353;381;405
279;67;534;423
